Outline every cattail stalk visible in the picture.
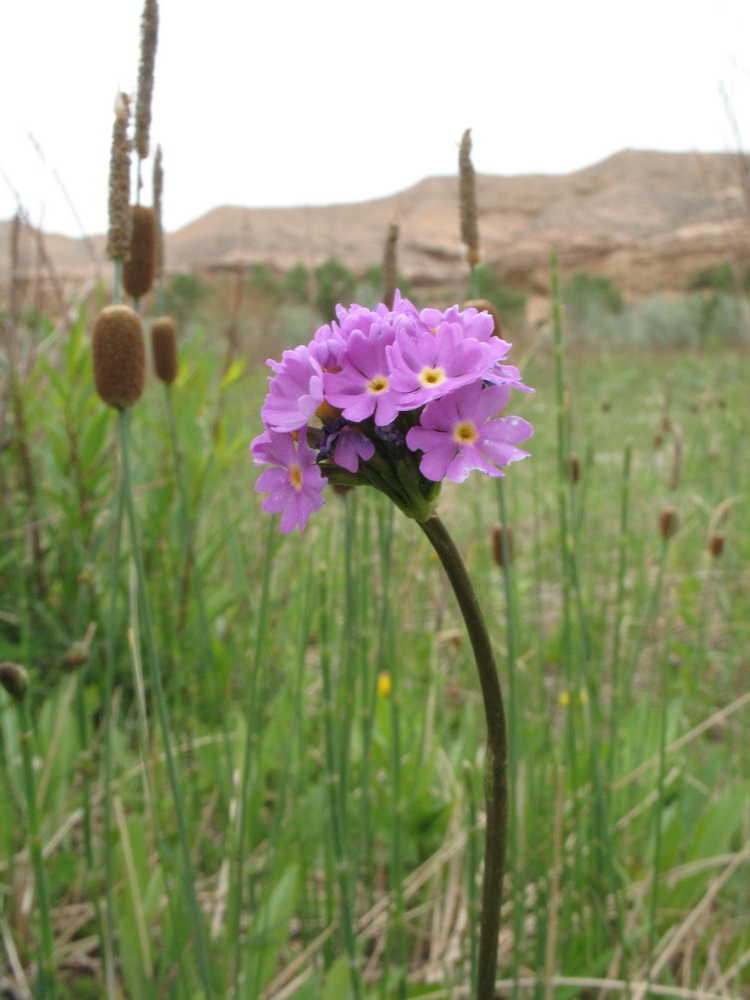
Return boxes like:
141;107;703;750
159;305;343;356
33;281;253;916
153;145;166;311
117;407;216;1000
107;93;132;302
382;220;399;309
459;128;481;282
135;0;159;168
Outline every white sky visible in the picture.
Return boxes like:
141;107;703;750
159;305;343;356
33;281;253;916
2;0;748;239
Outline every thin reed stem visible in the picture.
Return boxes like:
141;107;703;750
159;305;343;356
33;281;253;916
418;514;508;1000
495;478;523;996
117;408;215;1000
319;571;364;1000
17;693;57;999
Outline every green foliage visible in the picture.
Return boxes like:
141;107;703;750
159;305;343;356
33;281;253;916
2;300;749;999
163;271;212;326
314;256;356;321
246;262;281;302
364;264;413;302
471;263;527;328
688;261;750;294
283;261;311;304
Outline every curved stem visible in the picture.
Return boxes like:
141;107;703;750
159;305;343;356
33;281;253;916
418;514;508;1000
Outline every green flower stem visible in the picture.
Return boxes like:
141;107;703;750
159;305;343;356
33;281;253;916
17;695;57;999
418;514;508;1000
117;409;215;1000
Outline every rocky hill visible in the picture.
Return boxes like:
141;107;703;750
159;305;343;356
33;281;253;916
3;149;750;302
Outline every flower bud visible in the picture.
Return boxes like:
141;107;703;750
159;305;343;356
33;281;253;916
93;305;146;409
150;316;178;383
123;205;157;299
0;661;28;703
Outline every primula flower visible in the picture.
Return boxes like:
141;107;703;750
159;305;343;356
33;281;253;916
405;382;533;483
387;323;508;409
252;293;533;531
252;429;327;533
323;329;401;426
261;344;324;432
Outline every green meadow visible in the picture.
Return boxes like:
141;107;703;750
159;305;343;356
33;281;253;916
1;295;748;998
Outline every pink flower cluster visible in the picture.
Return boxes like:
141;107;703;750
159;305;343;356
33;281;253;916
252;293;533;532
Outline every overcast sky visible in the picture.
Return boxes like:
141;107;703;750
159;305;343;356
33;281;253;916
2;0;748;239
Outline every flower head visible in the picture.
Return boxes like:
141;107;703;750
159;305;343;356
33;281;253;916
405;382;533;483
252;430;327;533
251;294;533;532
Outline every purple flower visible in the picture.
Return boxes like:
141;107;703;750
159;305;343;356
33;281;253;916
405;382;533;483
318;419;375;472
261;344;324;433
322;329;400;426
387;323;508;409
252;429;327;533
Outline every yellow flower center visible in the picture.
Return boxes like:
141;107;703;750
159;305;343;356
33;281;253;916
453;420;479;445
367;374;389;394
289;463;303;490
419;366;445;388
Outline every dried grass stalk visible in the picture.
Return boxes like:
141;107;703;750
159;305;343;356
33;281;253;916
135;0;159;160
459;128;480;267
382;220;399;308
107;93;132;261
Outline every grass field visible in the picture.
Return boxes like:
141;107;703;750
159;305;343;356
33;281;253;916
1;301;748;999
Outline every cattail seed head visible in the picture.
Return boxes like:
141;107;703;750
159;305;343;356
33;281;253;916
382;220;399;309
135;0;159;161
93;305;146;409
463;298;503;339
491;524;514;567
459;128;480;267
659;507;678;541
107;93;132;261
569;453;581;484
0;661;28;703
709;531;726;558
123;205;157;299
151;316;178;383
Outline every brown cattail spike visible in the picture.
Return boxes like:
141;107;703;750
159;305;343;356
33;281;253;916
153;145;164;280
151;316;178;383
93;305;146;409
463;298;503;340
459;128;480;267
107;93;132;262
0;661;28;703
569;454;581;484
123;205;157;299
492;524;514;567
659;507;678;541
382;220;399;309
709;531;726;558
135;0;159;161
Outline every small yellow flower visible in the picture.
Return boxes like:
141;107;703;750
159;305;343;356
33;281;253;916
377;672;392;698
558;691;571;707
